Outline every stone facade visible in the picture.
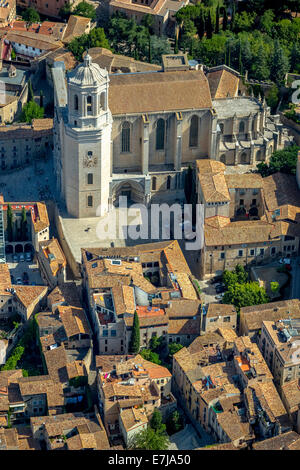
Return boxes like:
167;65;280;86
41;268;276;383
53;56;291;220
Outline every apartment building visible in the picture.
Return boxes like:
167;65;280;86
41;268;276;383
259;317;300;389
17;0;81;19
203;303;237;334
38;238;67;288
239;299;300;340
0;263;48;321
172;333;291;446
81;240;200;355
96;353;175;444
197;158;300;278
0;370;65;426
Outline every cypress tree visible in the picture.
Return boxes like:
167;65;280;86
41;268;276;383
129;311;140;354
7;204;13;242
230;1;236;31
206;10;213;39
215;3;220;34
21;207;28;241
174;34;179;54
238;38;242;74
28;79;34;103
270;40;290;87
222;7;228;31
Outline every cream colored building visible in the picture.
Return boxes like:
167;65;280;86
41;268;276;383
53;55;290;219
197;159;300;278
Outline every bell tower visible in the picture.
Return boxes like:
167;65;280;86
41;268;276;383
62;53;112;218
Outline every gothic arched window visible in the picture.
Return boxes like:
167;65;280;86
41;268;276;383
239;121;245;134
74;95;78;111
156;119;165;150
256;150;262;161
152;177;157;191
219;123;224;134
121;122;130;153
189;115;199;147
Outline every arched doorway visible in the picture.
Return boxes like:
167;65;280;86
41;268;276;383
112;180;145;207
15;244;23;253
5;244;13;254
24;243;34;253
249;206;258;217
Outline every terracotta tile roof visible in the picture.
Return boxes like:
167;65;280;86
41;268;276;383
95;354;135;372
57;305;91;338
206;303;237;318
281;380;300;411
4;30;63;51
44;344;69;384
166;299;201;318
63;15;91;44
87;47;161;73
13;285;48;309
263;173;300;213
40;238;66;277
47;48;77;71
33;202;50;233
206;66;239;99
0;428;19;449
225;173;263;189
204;218;275;246
66;360;86;380
119;407;148;432
109;70;212;115
252;431;300;450
48;282;82;309
0;263;11;295
240;299;300;332
15;426;41;451
196;159;230;203
216;409;253;442
168;317;200;335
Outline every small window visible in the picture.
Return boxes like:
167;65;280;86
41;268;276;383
87;195;93;207
87;173;93;185
220;252;225;259
238;250;243;257
156;119;165;150
152;177;157;191
74;95;78;111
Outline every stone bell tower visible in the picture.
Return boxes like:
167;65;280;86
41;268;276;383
62;53;112;218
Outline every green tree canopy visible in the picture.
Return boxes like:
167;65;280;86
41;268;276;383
129;426;170;450
270;40;290;86
222;281;269;310
73;1;97;20
129;311;140;354
168;343;183;356
21;7;40;24
166;410;184;435
20;101;44;124
256;145;300;176
140;348;161;364
150;409;166;434
68;28;110;61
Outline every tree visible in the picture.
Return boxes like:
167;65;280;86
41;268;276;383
141;13;154;34
68;28;110;61
253;45;270;81
215;3;220;34
266;84;279;113
129;311;140;354
7;204;13;242
232;12;256;33
259;9;275;35
222;281;269;310
129;426;170;450
168;343;183;356
270;40;290;87
28;79;34;103
59;2;72;20
20;101;44;123
21;7;40;24
223;264;248;287
73;1;97;20
140;348;161;364
21;207;28;241
290;42;300;73
206;10;214;39
222;7;228;31
150;409;166;434
257;144;300;176
270;281;280;294
166;410;184;435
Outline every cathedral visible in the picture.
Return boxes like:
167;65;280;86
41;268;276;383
52;52;292;219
